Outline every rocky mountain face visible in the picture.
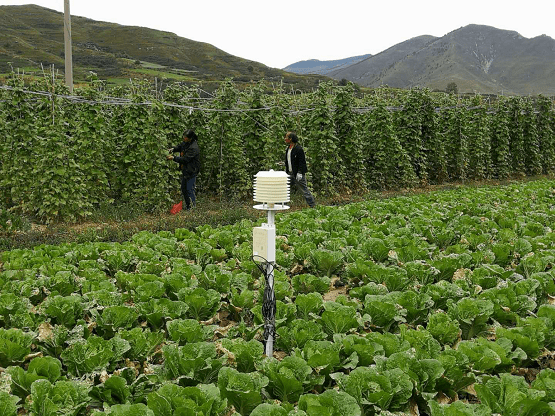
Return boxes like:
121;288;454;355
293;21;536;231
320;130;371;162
287;25;555;95
327;35;437;82
334;25;555;95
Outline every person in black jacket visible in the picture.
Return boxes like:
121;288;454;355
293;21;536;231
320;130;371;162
167;129;200;210
284;131;316;207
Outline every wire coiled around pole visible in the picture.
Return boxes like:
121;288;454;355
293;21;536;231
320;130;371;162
253;255;276;353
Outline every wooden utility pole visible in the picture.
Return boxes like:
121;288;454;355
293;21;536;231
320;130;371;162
64;0;73;93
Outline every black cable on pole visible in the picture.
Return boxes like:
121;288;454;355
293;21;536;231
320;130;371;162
252;255;276;353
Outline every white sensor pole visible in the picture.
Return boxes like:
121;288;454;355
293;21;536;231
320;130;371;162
252;170;290;357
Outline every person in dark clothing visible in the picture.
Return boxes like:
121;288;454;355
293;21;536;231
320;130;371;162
167;129;200;210
284;131;316;208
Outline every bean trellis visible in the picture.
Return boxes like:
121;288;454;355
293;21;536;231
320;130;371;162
1;76;554;221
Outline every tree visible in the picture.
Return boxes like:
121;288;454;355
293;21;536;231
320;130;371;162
446;82;458;94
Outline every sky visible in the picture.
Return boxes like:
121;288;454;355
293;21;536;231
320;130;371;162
1;0;554;69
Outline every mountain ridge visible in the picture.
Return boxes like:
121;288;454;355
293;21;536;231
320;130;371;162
283;54;372;75
1;6;553;95
297;24;555;95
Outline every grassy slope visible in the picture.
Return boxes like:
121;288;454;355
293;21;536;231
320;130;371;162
0;5;329;91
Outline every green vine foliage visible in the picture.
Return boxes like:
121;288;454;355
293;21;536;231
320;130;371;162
1;74;554;221
333;83;365;191
35;119;81;220
509;97;527;177
537;96;555;175
442;103;470;182
0;83;39;211
150;87;186;204
207;79;249;198
521;99;542;177
165;84;210;197
305;82;339;194
395;88;428;186
71;90;111;212
264;87;295;176
144;101;178;211
490;97;512;179
114;90;154;203
467;96;492;181
240;82;270;178
364;93;417;190
423;92;448;185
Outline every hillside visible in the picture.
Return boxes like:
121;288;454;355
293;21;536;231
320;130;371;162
326;35;437;83
0;4;329;90
283;54;372;75
3;7;553;96
328;25;555;95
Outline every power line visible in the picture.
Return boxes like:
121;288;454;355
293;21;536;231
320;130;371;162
0;85;552;116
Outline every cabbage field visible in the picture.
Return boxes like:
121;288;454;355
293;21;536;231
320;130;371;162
2;179;555;415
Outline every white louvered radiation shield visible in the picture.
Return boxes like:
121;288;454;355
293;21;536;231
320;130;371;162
253;170;290;206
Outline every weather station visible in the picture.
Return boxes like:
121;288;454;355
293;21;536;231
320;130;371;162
252;170;290;357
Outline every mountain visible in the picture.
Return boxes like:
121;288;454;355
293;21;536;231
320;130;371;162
3;7;553;96
283;54;372;75
327;25;555;95
0;5;328;90
326;35;437;82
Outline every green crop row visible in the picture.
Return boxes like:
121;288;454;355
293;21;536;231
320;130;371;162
1;75;554;221
1;179;555;415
